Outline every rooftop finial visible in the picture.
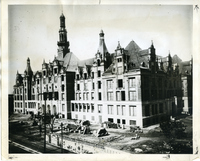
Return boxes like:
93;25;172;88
117;41;121;49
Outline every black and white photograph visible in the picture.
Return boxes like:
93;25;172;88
2;1;200;161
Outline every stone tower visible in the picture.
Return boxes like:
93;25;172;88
57;13;70;58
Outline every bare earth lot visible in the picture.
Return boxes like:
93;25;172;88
9;113;193;154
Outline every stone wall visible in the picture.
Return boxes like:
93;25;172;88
46;133;129;154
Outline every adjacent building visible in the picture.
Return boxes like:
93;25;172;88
12;13;192;127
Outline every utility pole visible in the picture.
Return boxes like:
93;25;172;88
44;93;47;153
61;122;63;153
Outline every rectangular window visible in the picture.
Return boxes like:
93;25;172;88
62;93;64;100
83;105;86;112
129;91;136;101
84;73;87;79
62;104;65;112
98;81;101;89
87;105;90;112
77;84;80;90
98;92;102;100
91;105;94;113
121;91;125;101
129;106;136;116
108;105;113;115
117;105;121;115
107;92;113;101
75;104;78;111
92;82;95;89
98;70;101;77
76;93;79;100
118;79;123;88
98;105;102;113
61;85;65;92
116;91;121;101
130;120;136;125
107;80;113;89
79;93;81;100
92;72;94;78
54;92;59;100
61;75;64;81
84;83;88;90
76;74;79;80
122;105;126;115
83;93;85;100
91;92;94;100
79;105;82;112
129;77;136;88
117;119;121;124
122;119;126;124
49;77;51;83
54;68;57;74
117;58;122;62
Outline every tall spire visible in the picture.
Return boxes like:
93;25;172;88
98;29;108;60
24;57;33;76
57;13;70;58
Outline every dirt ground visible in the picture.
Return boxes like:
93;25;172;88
9;113;193;154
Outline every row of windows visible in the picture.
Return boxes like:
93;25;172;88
144;103;164;116
76;78;136;91
15;102;22;108
72;104;137;116
72;104;95;113
76;70;102;80
76;91;137;101
42;75;65;84
77;82;98;90
43;68;59;76
15;95;23;100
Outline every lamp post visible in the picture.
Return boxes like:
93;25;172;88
60;122;63;153
43;92;48;153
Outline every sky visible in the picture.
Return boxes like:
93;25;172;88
8;5;193;94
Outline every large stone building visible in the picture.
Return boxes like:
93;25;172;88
13;13;79;119
13;13;192;127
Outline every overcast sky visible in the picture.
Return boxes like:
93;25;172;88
8;5;192;94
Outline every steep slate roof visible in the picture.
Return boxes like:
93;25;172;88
104;41;149;75
125;40;146;68
56;52;80;72
172;55;182;64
